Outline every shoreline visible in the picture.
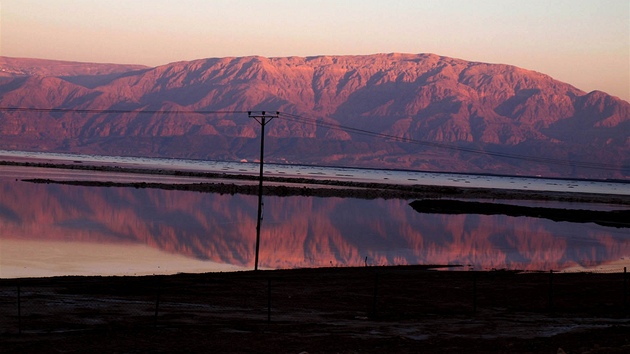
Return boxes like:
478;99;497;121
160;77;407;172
3;150;629;185
4;159;630;204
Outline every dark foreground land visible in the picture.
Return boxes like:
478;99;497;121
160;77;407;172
2;267;630;353
2;160;630;352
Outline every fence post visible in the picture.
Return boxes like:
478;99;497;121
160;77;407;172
371;271;378;319
267;278;271;324
548;270;554;311
17;283;22;335
624;267;627;312
472;271;477;315
154;278;161;328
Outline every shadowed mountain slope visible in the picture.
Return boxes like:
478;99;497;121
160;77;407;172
0;53;628;179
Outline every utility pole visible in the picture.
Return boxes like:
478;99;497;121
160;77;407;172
249;111;278;271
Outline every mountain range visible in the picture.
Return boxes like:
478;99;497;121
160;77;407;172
0;53;628;179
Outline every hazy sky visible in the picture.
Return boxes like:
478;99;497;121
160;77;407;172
1;0;628;101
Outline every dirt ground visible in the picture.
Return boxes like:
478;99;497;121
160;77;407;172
2;266;630;353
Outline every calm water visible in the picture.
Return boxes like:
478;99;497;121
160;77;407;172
1;151;629;278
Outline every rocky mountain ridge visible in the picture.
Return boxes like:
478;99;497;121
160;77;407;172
0;56;147;78
0;53;628;179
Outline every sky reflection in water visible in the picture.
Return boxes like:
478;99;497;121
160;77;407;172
1;175;629;278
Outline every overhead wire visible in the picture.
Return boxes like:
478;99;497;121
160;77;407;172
0;106;623;172
277;112;623;172
0;107;249;115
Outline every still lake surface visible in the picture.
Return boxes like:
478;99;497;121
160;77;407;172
1;150;629;278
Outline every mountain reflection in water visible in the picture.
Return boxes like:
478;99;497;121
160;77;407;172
1;177;629;277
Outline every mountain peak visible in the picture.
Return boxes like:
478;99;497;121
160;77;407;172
0;54;628;179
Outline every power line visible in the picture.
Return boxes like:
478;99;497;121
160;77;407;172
0;106;623;172
277;112;623;172
0;107;249;115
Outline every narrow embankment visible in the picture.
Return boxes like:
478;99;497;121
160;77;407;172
410;199;630;228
